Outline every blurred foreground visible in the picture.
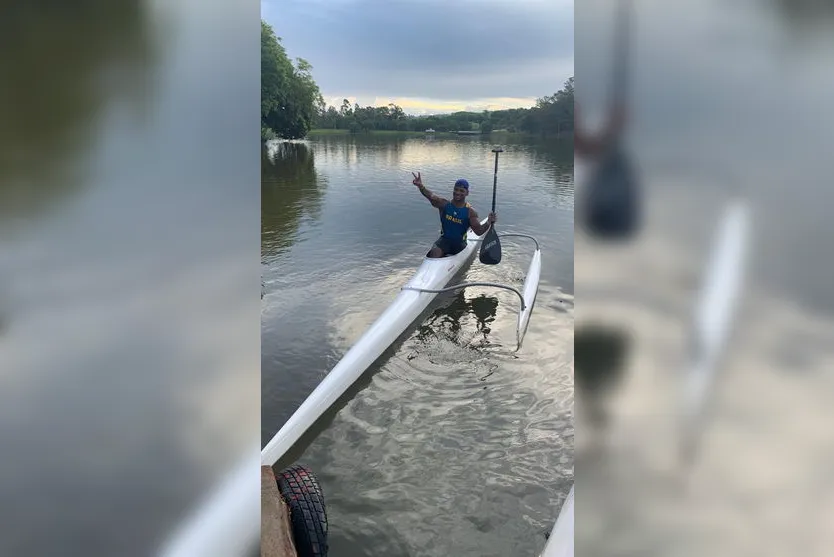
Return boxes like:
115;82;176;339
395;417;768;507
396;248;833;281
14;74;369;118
576;0;834;555
0;1;260;555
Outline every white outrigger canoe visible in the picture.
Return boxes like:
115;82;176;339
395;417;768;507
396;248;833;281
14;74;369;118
262;147;542;466
162;148;543;556
261;219;542;466
538;484;574;557
161;224;543;557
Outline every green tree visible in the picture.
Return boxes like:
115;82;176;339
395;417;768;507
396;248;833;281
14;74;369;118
340;99;352;118
261;20;323;140
521;77;574;137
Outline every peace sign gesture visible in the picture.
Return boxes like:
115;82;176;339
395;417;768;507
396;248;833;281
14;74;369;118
412;171;423;188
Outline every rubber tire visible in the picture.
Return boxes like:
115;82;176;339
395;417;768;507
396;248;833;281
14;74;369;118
275;464;329;557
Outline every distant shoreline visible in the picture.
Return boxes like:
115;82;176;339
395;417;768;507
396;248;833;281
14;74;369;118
305;129;571;138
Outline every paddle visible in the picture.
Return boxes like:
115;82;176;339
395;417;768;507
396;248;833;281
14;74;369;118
479;148;503;265
580;0;642;240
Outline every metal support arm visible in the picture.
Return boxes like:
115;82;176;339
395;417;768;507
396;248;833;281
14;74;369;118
402;281;526;311
498;233;540;250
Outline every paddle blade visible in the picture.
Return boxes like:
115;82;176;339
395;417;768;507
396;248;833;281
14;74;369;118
479;226;501;264
580;147;641;240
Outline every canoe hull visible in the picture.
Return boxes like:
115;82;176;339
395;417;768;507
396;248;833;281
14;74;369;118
261;230;485;465
540;484;574;557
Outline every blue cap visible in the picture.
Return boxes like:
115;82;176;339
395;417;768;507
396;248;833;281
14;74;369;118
454;178;469;190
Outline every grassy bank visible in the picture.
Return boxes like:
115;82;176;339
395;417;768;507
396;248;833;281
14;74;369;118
307;128;447;136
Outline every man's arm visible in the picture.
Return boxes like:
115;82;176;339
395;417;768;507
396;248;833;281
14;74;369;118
468;209;495;236
412;171;447;209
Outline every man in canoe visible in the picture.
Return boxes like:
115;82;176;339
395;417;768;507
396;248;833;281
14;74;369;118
411;171;496;258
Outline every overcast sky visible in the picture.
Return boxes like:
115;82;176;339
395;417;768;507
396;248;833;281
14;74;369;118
261;0;574;114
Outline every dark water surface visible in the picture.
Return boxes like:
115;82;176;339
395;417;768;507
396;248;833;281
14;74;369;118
262;134;574;556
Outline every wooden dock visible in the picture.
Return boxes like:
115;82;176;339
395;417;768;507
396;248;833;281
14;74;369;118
261;465;297;557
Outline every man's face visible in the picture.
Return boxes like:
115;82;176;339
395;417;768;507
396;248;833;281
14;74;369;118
452;186;468;202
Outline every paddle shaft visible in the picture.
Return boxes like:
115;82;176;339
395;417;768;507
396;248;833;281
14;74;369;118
491;148;502;213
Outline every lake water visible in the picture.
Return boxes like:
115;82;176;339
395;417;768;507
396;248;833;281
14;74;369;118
262;133;574;556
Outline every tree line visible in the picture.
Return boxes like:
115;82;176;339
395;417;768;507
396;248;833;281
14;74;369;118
262;20;573;140
312;79;573;137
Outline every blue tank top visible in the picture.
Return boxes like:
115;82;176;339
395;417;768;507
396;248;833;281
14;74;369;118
440;202;470;241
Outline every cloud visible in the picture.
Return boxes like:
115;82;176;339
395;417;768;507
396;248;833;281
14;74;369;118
262;0;573;105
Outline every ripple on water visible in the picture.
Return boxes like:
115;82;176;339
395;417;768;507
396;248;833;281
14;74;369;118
310;321;573;542
328;513;415;557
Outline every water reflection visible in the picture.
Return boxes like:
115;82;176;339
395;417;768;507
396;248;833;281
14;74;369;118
0;0;157;228
310;134;409;171
417;293;500;345
574;322;630;433
261;141;327;259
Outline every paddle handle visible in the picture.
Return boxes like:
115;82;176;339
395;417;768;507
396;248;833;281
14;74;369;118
491;148;503;213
